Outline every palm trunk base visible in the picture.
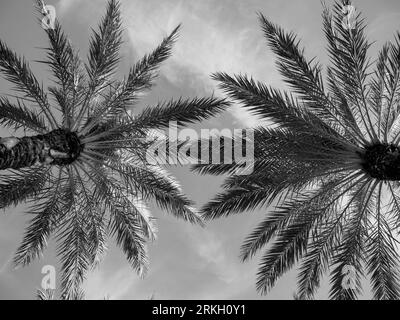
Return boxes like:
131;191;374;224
360;143;400;180
0;129;84;170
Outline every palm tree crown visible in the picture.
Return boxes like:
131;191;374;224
197;0;400;300
0;0;228;299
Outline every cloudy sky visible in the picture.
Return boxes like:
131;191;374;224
1;0;400;300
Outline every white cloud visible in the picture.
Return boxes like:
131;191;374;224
57;0;82;15
182;226;255;299
84;266;140;300
54;0;275;127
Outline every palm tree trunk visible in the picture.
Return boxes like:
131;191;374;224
0;129;83;170
359;143;400;180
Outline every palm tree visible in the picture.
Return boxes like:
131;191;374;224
196;0;400;300
0;0;228;299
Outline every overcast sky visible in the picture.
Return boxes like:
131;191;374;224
1;0;400;300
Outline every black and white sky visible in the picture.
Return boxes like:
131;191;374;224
1;0;400;299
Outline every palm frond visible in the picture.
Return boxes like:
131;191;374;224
75;160;150;273
212;72;346;141
255;180;342;294
109;204;149;276
366;183;400;300
258;13;360;140
78;25;181;133
133;97;229;130
36;288;55;300
0;167;50;209
0;97;46;133
329;179;376;300
109;154;202;224
57;203;91;300
37;12;86;129
369;43;390;140
86;0;122;92
322;0;377;142
0;39;57;128
296;176;371;299
13;169;67;266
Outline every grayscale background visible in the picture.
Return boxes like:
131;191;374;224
0;0;399;299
